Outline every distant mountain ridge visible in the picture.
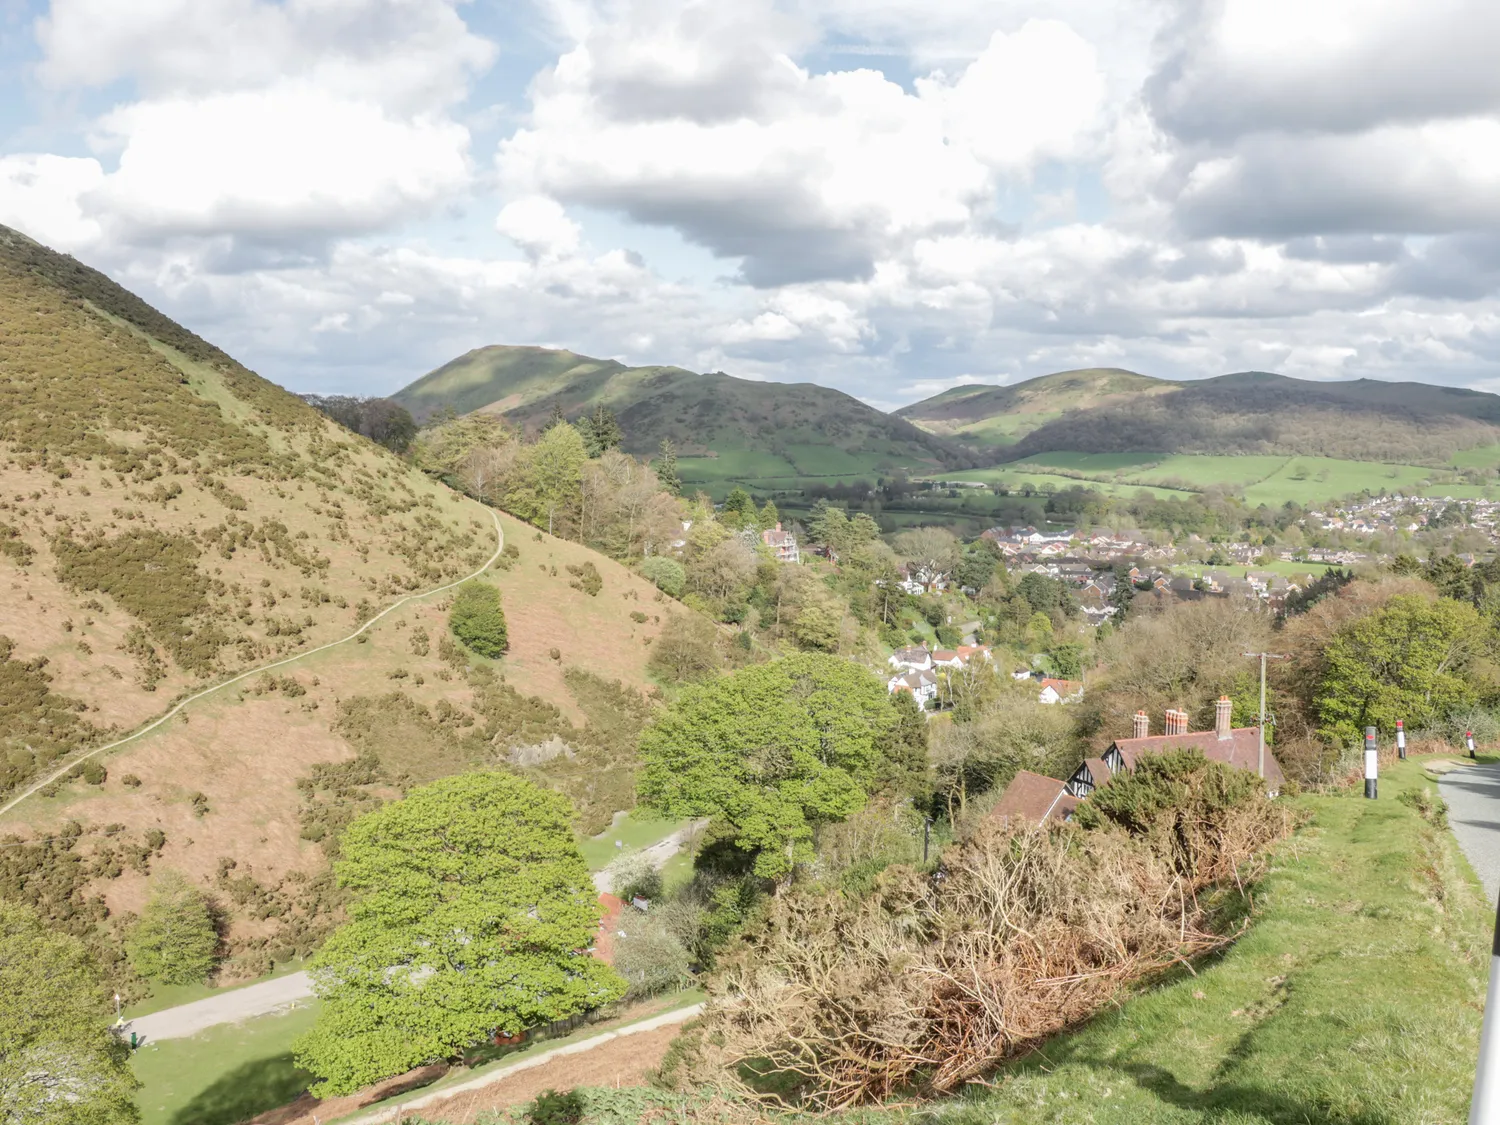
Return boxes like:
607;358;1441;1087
899;368;1500;466
394;344;974;474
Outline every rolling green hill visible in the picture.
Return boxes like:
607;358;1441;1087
896;367;1174;449
394;345;971;483
902;368;1500;467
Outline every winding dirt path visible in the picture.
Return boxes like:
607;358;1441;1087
0;508;504;822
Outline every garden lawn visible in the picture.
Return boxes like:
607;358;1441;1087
130;1001;318;1125
577;810;690;872
848;756;1491;1124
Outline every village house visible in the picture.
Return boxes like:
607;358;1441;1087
1037;678;1084;705
888;645;933;672
887;667;939;705
989;697;1285;828
761;522;800;564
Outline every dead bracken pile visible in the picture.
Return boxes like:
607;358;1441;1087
698;751;1294;1110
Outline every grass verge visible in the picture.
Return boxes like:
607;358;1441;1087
862;756;1491;1123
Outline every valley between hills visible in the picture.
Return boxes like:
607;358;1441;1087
6;217;1500;1125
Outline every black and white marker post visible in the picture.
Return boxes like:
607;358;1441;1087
1363;726;1378;800
1471;730;1479;759
1470;898;1500;1123
1396;719;1406;761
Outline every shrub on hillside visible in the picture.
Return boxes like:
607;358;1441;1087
567;561;603;596
647;613;722;683
640;556;686;598
449;580;508;657
126;870;220;985
614;914;693;999
607;853;664;903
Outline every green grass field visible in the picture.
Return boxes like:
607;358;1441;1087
131;1002;318;1125
929;452;1455;508
832;756;1492;1123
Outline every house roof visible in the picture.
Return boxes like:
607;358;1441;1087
1038;678;1083;695
992;770;1075;825
891;669;937;691
1080;756;1112;788
932;649;959;663
1108;727;1285;789
762;528;796;547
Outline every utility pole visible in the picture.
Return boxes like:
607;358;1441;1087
1242;652;1288;779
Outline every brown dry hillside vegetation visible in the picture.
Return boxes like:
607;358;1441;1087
0;225;669;985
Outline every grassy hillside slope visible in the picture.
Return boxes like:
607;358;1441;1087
394;345;967;483
897;368;1173;449
901;368;1500;467
0;225;672;978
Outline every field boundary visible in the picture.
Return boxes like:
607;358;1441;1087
0;507;505;822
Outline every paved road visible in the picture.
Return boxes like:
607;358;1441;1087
127;971;313;1043
1438;760;1500;903
129;821;702;1042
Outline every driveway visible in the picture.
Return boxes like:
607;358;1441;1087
1437;760;1500;903
127;970;313;1043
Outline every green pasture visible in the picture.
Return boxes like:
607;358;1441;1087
131;1002;319;1125
576;811;690;873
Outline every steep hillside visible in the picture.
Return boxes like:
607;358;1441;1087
0;226;671;979
1008;372;1500;465
897;368;1172;449
395;345;968;481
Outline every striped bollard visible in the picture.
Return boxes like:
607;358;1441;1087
1364;727;1377;800
1471;730;1479;760
1471;897;1500;1122
1396;719;1406;761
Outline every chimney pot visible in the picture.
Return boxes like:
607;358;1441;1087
1215;696;1233;740
1132;710;1149;739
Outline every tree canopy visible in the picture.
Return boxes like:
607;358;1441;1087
0;899;138;1125
295;772;623;1095
449;580;508;658
125;870;219;985
638;653;897;879
1316;593;1490;744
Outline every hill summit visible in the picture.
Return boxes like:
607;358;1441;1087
900;367;1500;465
394;344;972;478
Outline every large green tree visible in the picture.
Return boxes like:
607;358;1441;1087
294;773;623;1095
0;900;139;1124
125;871;219;985
638;653;896;880
1317;593;1491;744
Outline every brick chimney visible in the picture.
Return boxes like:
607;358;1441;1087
1132;710;1149;739
1164;708;1188;736
1215;696;1233;740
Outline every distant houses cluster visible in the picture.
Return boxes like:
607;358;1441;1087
886;643;993;705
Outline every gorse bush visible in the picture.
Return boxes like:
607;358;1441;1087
449;580;508;657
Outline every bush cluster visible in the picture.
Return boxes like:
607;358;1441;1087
449;580;509;657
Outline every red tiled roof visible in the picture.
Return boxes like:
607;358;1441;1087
1081;756;1112;788
1109;727;1285;789
594;893;624;965
992;770;1073;825
1039;678;1083;694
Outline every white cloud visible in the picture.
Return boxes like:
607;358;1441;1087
0;154;105;250
89;87;472;241
500;3;1106;285
496;195;582;260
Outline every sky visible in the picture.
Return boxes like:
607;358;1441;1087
1;0;1497;410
